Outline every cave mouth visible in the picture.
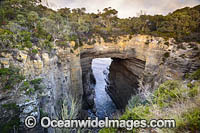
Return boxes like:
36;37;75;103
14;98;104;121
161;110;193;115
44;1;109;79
89;58;117;119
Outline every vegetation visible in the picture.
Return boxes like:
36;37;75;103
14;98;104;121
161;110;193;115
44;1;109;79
100;69;200;133
0;0;200;52
189;68;200;80
0;67;24;90
0;1;200;132
0;103;20;133
20;78;44;95
61;95;81;133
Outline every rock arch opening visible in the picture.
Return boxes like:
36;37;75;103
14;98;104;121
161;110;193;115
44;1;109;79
90;58;117;119
80;53;146;118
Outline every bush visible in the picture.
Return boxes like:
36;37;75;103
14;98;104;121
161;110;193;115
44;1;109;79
0;103;20;133
153;80;185;108
20;78;44;95
176;107;200;132
190;69;200;80
127;95;146;110
0;67;24;90
30;78;43;90
188;82;199;97
32;49;38;54
27;11;39;22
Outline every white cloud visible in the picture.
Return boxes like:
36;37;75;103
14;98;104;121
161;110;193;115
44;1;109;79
45;0;200;18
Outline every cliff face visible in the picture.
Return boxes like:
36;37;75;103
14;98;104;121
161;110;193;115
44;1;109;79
0;34;199;132
80;35;200;110
0;46;83;132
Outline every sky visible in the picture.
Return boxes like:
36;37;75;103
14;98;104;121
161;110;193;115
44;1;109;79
44;0;200;18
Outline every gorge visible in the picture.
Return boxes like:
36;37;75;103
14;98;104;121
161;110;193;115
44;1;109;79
1;34;199;132
1;1;200;132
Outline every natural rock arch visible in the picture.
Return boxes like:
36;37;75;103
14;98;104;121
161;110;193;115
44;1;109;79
79;35;200;110
80;35;167;110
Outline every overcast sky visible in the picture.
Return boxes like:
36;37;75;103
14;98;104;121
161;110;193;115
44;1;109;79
44;0;200;18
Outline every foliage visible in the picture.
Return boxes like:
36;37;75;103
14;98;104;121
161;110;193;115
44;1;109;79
1;0;200;51
19;77;44;96
2;103;18;110
100;77;200;132
127;95;147;110
190;68;200;80
61;95;81;133
20;78;44;95
0;103;20;133
176;107;200;132
0;67;24;90
153;80;186;108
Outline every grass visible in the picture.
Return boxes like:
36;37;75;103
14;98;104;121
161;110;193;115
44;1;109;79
190;68;200;80
61;95;81;133
100;68;200;133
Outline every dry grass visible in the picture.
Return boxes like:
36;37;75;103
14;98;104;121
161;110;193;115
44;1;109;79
139;81;200;133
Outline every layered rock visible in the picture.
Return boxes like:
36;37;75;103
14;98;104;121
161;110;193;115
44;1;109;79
105;58;145;109
0;34;199;132
0;46;83;132
80;35;200;110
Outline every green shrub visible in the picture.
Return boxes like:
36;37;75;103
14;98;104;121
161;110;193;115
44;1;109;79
26;88;35;95
99;128;117;133
19;78;44;95
176;107;200;132
20;81;30;91
153;80;185;108
121;105;150;120
0;67;25;90
127;95;146;110
40;109;48;118
188;82;199;97
61;96;81;133
17;14;26;25
32;49;38;54
1;103;20;133
25;41;32;48
2;103;18;110
27;11;39;22
30;78;42;85
190;69;200;80
30;78;43;90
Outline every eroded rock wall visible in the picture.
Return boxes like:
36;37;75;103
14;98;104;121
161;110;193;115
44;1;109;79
105;57;146;109
0;34;199;132
0;46;83;132
80;35;200;110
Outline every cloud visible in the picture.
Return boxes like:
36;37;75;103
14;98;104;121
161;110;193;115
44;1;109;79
45;0;200;18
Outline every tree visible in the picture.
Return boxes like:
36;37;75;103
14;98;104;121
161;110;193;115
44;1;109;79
27;11;39;28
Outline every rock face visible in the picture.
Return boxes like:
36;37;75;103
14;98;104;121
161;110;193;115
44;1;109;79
0;34;200;132
80;35;200;110
0;46;83;132
105;58;143;109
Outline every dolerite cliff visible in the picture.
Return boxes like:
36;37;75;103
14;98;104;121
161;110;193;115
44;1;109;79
0;46;83;133
80;35;200;110
0;35;200;132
